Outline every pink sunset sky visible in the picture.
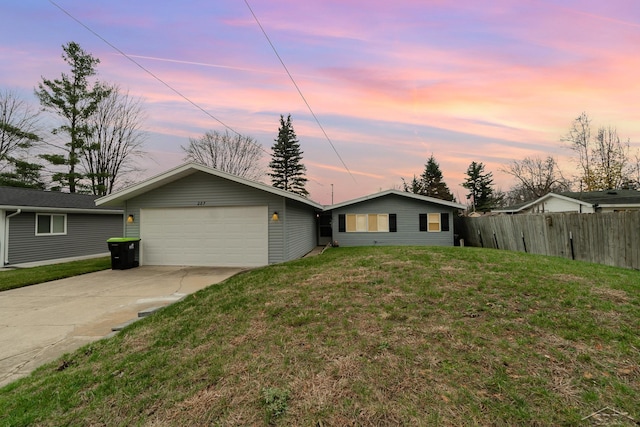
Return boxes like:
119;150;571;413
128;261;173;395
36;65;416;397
1;0;639;204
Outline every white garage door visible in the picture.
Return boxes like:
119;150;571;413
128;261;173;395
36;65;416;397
141;206;268;267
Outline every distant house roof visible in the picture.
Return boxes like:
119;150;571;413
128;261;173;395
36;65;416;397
494;189;640;213
96;162;324;210
557;190;640;206
325;189;466;211
0;186;122;214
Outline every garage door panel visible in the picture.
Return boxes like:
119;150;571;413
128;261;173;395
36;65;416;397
141;206;268;267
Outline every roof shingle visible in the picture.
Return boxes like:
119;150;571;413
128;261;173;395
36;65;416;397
0;186;118;210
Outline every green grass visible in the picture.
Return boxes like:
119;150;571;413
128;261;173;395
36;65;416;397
0;257;111;292
1;247;639;426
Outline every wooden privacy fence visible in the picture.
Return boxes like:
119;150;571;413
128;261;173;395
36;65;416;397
457;211;640;270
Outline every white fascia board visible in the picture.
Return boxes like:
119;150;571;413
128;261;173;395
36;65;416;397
0;205;122;214
325;189;466;211
598;204;640;208
96;162;324;210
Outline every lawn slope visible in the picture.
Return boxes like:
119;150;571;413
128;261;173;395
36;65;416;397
1;246;639;426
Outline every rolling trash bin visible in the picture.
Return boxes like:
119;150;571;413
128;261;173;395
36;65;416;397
107;238;140;270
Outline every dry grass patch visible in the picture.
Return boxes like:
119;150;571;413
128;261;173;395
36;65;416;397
1;246;639;426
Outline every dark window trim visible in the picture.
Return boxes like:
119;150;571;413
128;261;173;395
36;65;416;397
389;213;397;232
419;213;427;232
338;213;397;233
441;212;450;232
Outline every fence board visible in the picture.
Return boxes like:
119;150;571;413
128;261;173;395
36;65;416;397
458;212;640;270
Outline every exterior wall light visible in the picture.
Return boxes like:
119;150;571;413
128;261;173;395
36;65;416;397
272;211;279;221
127;214;135;224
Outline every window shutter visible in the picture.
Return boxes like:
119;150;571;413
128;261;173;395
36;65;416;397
419;214;427;232
338;214;346;232
389;214;397;232
441;213;450;231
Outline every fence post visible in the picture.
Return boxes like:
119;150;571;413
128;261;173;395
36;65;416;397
569;231;575;260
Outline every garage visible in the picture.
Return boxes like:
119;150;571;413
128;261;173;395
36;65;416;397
95;163;322;266
141;206;268;267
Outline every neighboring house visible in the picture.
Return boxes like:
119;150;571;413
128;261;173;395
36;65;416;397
494;190;640;214
0;187;123;267
95;163;467;268
325;190;466;247
96;163;324;267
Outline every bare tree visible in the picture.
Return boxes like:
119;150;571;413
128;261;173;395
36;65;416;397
501;156;571;203
562;112;592;190
630;152;640;189
591;126;630;190
562;112;634;190
183;130;264;181
0;89;40;168
81;85;146;196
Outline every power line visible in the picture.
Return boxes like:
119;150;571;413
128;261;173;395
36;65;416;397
47;0;352;182
243;0;356;183
48;0;242;137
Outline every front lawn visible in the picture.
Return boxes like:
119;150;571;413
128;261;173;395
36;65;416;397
0;257;111;292
1;247;639;425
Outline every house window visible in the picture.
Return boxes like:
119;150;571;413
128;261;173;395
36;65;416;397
419;213;450;232
339;214;396;232
36;214;67;235
428;213;440;232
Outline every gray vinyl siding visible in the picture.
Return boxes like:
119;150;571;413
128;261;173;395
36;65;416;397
7;212;122;265
285;199;318;260
331;194;456;247
122;171;316;264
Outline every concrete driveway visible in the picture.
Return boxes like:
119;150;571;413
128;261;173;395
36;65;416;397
0;266;244;387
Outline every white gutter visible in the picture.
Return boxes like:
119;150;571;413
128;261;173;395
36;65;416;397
5;208;21;219
0;206;122;214
3;209;21;266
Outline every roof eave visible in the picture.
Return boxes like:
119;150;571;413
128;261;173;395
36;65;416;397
1;206;123;214
96;162;324;210
324;189;466;211
598;203;640;208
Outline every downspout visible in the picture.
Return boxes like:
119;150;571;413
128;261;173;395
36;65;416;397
3;209;22;266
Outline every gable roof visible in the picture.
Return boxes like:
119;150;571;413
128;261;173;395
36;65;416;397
0;186;122;214
96;162;324;209
494;189;640;213
493;193;591;213
557;189;640;206
325;189;466;211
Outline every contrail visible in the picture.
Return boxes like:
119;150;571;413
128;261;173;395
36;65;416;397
123;54;281;75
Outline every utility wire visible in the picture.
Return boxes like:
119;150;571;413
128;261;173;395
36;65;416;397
48;0;242;137
243;0;356;183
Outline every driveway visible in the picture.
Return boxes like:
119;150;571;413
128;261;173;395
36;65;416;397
0;266;244;388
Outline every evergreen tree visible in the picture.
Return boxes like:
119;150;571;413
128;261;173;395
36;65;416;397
405;155;454;201
462;161;499;212
269;114;308;196
401;175;423;194
0;157;45;189
35;42;111;193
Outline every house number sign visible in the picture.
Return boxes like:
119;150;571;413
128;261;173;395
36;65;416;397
196;201;206;206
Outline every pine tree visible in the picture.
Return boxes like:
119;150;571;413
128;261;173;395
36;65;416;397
407;155;454;201
0;157;45;189
401;175;424;194
269;114;308;196
35;42;111;193
462;161;499;212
